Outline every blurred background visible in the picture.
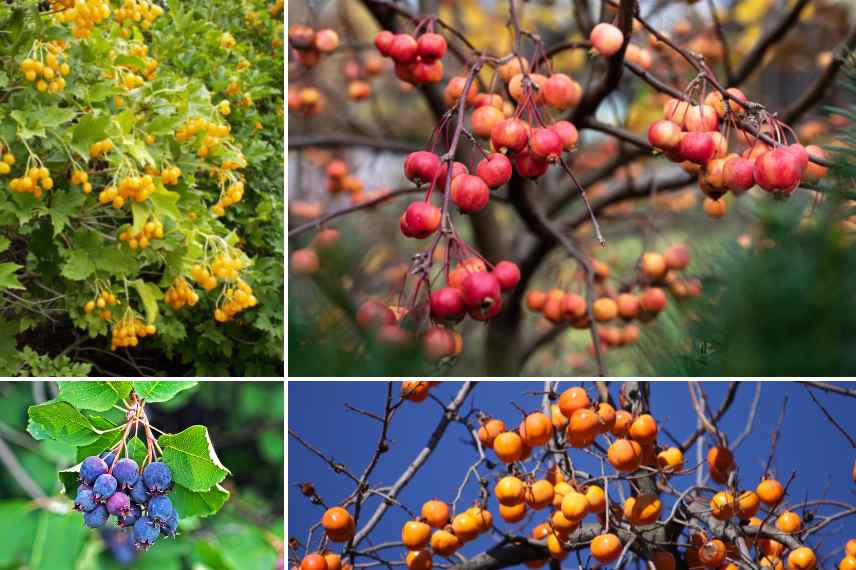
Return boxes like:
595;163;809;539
288;0;856;377
0;381;284;570
288;381;856;567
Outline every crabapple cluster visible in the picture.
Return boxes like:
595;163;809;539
74;455;178;552
84;288;120;321
289;229;341;277
374;28;448;86
287;86;325;116
526;245;699;354
9;164;53;199
289;25;340;69
118;218;165;252
325;159;364;202
111;310;156;350
164;277;200;310
647;88;829;217
342;56;386;102
20;43;71;94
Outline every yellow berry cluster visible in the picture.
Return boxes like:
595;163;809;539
217;100;231;116
214;279;257;322
10;167;53;199
20;47;71;93
117;69;145;90
118;219;165;251
219;32;237;49
0;150;14;176
190;254;243;291
90;139;113;159
212;181;244;216
99;174;155;207
238;94;254;108
164;277;200;310
53;0;111;38
235;59;251;72
123;43;159;80
84;290;120;320
160;166;181;185
114;0;164;31
270;0;284;17
71;169;93;193
190;263;220;291
111;312;156;350
174;118;231;158
225;81;241;97
221;154;247;171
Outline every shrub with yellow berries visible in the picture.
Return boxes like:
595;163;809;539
118;219;165;252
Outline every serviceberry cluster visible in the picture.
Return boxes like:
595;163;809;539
74;452;179;552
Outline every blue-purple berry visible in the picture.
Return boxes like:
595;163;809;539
93;473;118;501
147;495;174;527
118;504;142;528
74;486;97;512
113;458;140;489
142;462;172;494
106;491;132;517
83;505;109;528
80;456;108;485
100;450;117;467
161;509;179;537
129;478;148;504
132;517;160;551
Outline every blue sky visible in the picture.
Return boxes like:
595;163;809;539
288;381;855;564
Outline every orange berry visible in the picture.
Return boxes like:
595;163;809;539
421;500;449;529
498;501;527;523
493;432;524;463
629;413;658;444
525;479;555;510
607;439;642;472
623;494;661;525
657;447;684;473
590;533;622;563
611;410;633;436
776;511;801;534
710;491;735;520
520;412;554;447
756;479;785;505
561;491;589;522
402;520;432;550
557;386;590;417
698;539;727;567
430;529;460;556
301;554;328;570
787;548;816;570
478;418;506;449
495;475;526;506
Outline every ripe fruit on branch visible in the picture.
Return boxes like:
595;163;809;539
754;148;802;194
430;287;467;323
561;293;587;320
525;479;555;509
444;76;479;107
478;418;505;448
417;33;447;61
623;494;662;525
699;539;727;566
491;118;529;153
756;478;784;505
498;57;529;83
704;197;727;219
684;104;719;132
641;252;667;280
657;446;684;472
476;153;513;188
402;520;432;549
508;73;546;104
291;249;320;276
421;500;449;528
390;34;418;64
406;550;432;570
561;490;589;522
322;507;355;541
493;431;523;463
493;261;521;291
404;151;442;185
451;174;490;212
607;438;642;471
640;287;667;314
648;120;682;150
590;533;622;563
680;132;716;164
519;411;553;446
529;128;563;162
722;156;756;193
802;145;828;182
629;413;658;444
462;271;501;311
593;297;618;321
357;300;397;331
665;244;690;270
471;105;506;139
590;23;624;57
513;150;549;178
401;202;442;239
430;529;460;556
495;475;525;505
551;121;579;151
542;73;582;110
421;326;457;361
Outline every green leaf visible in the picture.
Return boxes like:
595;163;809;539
158;425;230;492
0;262;24;289
133;279;162;324
58;380;133;411
132;381;197;403
27;401;100;446
0;236;10;253
47;190;86;236
71;114;111;155
150;187;181;221
170;482;230;517
60;249;95;281
0;501;38;568
38;106;77;128
28;509;89;570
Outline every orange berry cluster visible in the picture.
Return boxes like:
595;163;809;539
114;0;163;31
83;290;120;320
217;100;231;116
0;150;14;175
212;181;244;216
160;166;181;185
20;47;71;93
111;312;156;350
71;169;93;193
219;32;237;50
53;0;110;38
164;277;199;310
99;174;155;208
9;166;53;199
214;279;257;322
118;219;164;251
288;25;339;69
174;118;231;158
324;159;363;201
89;139;113;159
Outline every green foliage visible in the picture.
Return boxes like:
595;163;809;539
0;0;284;376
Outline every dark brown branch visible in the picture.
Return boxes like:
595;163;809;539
804;385;856;448
730;0;813;86
288;188;422;238
783;25;856;123
798;381;856;398
680;382;740;452
581;118;654;151
517;321;572;371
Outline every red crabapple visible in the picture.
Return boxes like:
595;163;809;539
291;249;319;275
493;261;521;291
542;73;582;110
551;121;579;151
430;287;467;322
754;148;801;193
491;118;529;153
417;33;447;60
357;300;397;330
422;326;456;361
444;76;478;107
684;104;719;132
314;29;340;53
529;128;564;162
722;156;755;193
590;23;624;57
390;34;418;63
647;120;682;151
640;287;667;313
374;31;395;56
436;161;469;190
412;59;444;84
802;145;828;182
664;244;690;271
471;105;506;139
404;151;442;185
513;149;549;178
476;153;513;188
679;132;716;164
451;174;490;212
461;271;501;309
402;202;442;238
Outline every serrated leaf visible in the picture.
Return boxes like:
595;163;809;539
133;280;162;324
27;401;100;446
0;262;24;289
72;114;111;154
132;381;197;403
169;482;230;517
158;425;230;492
60;250;95;281
58;381;133;411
